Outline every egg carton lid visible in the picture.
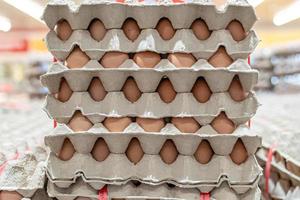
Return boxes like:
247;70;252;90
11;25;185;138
47;177;261;200
43;91;259;125
42;0;257;31
41;60;258;94
46;152;262;192
0;154;46;198
46;29;259;61
45;124;261;156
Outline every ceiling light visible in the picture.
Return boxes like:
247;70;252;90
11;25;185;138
0;16;11;32
247;0;264;7
3;0;43;23
273;1;300;26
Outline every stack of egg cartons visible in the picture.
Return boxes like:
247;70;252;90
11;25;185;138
41;0;262;199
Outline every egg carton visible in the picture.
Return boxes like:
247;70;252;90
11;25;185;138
41;60;258;94
47;178;261;200
43;0;257;32
44;91;259;124
46;29;259;61
0;153;46;199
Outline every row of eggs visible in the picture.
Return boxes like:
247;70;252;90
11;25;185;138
65;46;234;69
57;75;247;103
58;136;248;165
56;18;247;42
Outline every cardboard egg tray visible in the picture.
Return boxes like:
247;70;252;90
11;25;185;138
46;29;259;61
43;0;256;31
44;91;259;124
47;178;261;200
41;60;258;94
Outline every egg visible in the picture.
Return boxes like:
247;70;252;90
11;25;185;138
103;117;132;132
156;18;175;40
88;19;106;41
66;46;90;69
213;0;227;7
122;18;141;41
100;52;129;68
0;191;23;200
211;112;235;134
171;117;200;133
208;46;233;68
88;77;107;101
156;78;176;103
192;77;212;103
122;77;142;103
230;139;248;165
125;138;144;164
91;138;110;162
226;20;247;41
136;118;165;132
191;19;211;40
194;140;214;164
168;53;196;68
55;19;72;41
68;111;93;132
228;76;248;102
133;52;161;68
58;138;75;161
57;78;73;102
159;140;178;164
286;161;300;176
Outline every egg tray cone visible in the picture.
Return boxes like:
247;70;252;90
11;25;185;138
43;91;259;124
47;177;261;200
46;29;259;61
41;60;258;94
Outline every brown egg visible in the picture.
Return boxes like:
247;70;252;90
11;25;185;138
88;77;107;101
208;46;233;68
88;19;106;41
100;52;129;68
211;112;235;134
66;46;90;69
122;77;142;103
68;111;93;132
171;117;200;133
228;76;248;102
191;19;211;40
136;118;165;132
126;138;144;164
286;161;300;176
192;77;212;103
226;20;247;41
133;52;161;68
55;19;72;41
58;138;75;161
0;191;23;200
156;18;175;40
57;78;73;102
91;138;110;162
122;18;141;41
103;117;132;132
194;140;214;164
230;139;248;165
156;78;176;103
159;140;178;164
168;53;196;68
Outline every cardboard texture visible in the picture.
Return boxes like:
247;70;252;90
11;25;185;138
44;91;259;124
46;29;259;61
47;178;261;200
42;0;257;31
41;61;258;94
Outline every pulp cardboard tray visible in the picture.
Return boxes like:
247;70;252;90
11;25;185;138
46;29;259;61
44;91;259;124
45;124;261;157
41;60;258;94
47;178;261;200
42;0;257;31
